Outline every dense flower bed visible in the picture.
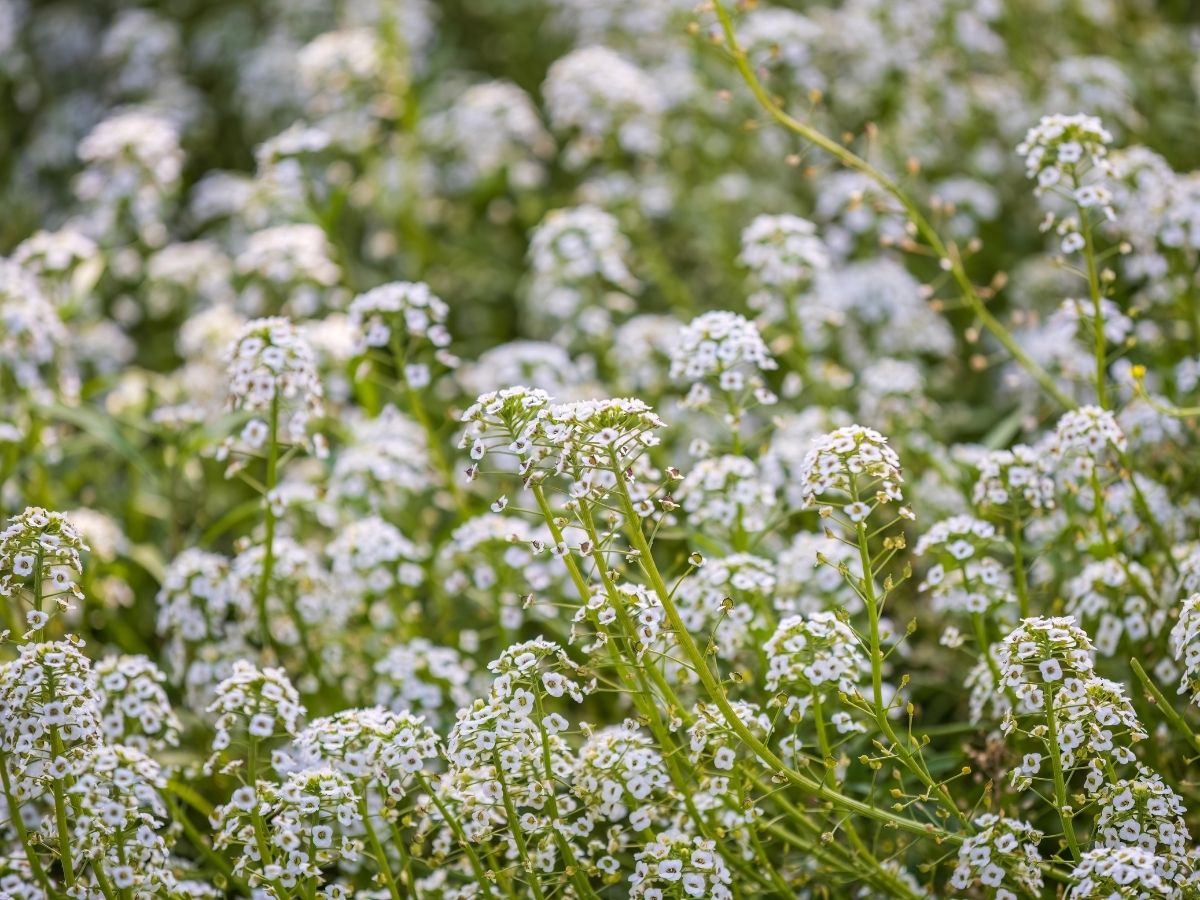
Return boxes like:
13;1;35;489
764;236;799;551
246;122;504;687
3;0;1200;896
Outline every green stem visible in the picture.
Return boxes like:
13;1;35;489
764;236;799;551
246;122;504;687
1078;209;1107;410
417;774;492;889
360;796;404;900
1043;688;1080;859
1130;658;1200;757
710;0;1074;411
255;394;280;659
1010;512;1031;619
611;473;966;844
0;757;52;893
494;757;547;900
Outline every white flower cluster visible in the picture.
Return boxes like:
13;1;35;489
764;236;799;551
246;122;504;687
0;638;103;788
1064;555;1161;655
738;214;830;321
630;832;733;900
542;46;666;168
234;225;342;316
571;721;670;829
422;80;555;191
222;317;325;452
292;706;441;798
949;814;1045;898
797;425;906;513
348;281;453;360
94;654;182;752
525;204;640;339
1094;768;1191;859
764;612;866;723
1017;113;1113;193
0;506;89;633
462;388;665;504
1171;594;1200;706
1049;405;1127;479
668;311;778;409
207;660;306;767
971;445;1057;513
213;767;364;892
676;455;777;535
1065;845;1193;899
0;261;73;403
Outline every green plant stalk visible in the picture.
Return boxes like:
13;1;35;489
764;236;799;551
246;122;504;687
1130;658;1200;757
610;471;966;844
1043;689;1081;859
531;693;601;900
850;487;968;826
1077;206;1107;410
387;819;418;895
389;336;467;514
494;756;547;900
539;489;763;878
162;790;246;891
416;773;492;888
709;0;1074;411
1;755;53;893
1009;512;1032;619
359;796;403;900
254;394;280;659
246;739;290;898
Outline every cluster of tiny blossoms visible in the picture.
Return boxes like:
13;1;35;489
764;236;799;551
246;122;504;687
9;0;1200;894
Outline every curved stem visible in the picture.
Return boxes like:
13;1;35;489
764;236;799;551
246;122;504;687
709;0;1074;411
612;473;966;844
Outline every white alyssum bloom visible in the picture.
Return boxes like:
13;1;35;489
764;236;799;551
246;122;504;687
326;406;432;514
571;721;671;828
797;424;905;511
213;767;363;891
207;661;306;767
687;700;771;773
629;832;733;900
1065;555;1161;656
0;507;89;620
94;654;181;752
542;46;666;167
222;317;325;460
0;259;74;402
676;455;777;535
373;638;474;729
0;638;103;789
1170;593;1200;706
1049;404;1127;480
668;311;778;403
1017;113;1113;196
1094;768;1191;859
326;515;427;598
738;214;830;314
971;444;1056;513
949;814;1045;897
764;612;866;723
155;548;253;707
68;743;176;894
292;707;441;800
349;281;452;355
1065;845;1184;898
422;80;555;191
74;109;183;245
525;204;640;339
234;225;342;316
996;616;1096;694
